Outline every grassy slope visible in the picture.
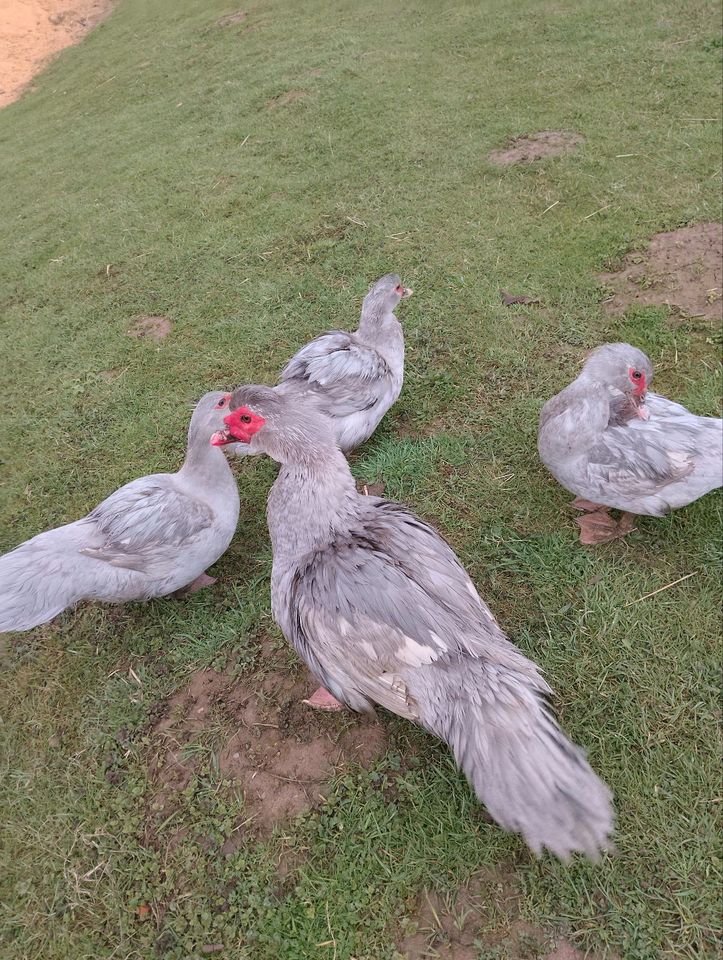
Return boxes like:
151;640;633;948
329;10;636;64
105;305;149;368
0;1;721;957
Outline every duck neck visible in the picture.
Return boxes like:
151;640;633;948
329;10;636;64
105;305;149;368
178;426;232;488
357;306;400;342
565;372;612;440
267;445;357;563
357;309;404;376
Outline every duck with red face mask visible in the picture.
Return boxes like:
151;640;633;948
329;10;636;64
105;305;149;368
213;385;615;861
538;342;722;544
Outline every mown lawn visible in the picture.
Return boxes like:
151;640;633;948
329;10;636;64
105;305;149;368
0;1;721;958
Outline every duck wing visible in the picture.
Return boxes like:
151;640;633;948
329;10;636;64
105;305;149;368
586;390;723;508
80;477;214;575
280;331;392;417
282;498;613;860
284;498;542;715
586;426;693;499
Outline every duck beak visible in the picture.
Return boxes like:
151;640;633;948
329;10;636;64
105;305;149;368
632;393;649;420
400;286;413;299
210;429;235;446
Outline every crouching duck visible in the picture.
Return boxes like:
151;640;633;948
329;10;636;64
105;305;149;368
538;343;722;544
0;392;240;632
212;385;614;860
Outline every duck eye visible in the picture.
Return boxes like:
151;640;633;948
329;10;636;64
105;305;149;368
395;284;403;294
240;414;252;423
631;370;642;381
215;397;227;408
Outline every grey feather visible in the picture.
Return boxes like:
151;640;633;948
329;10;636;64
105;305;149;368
281;331;392;418
81;482;214;572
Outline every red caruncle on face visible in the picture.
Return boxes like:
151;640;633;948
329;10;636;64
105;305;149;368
628;367;647;396
223;406;267;444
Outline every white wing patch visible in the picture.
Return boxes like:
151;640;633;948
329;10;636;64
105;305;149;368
359;640;379;660
396;637;440;667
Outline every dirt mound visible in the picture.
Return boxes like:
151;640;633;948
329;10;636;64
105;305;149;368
357;479;387;497
218;668;386;835
267;89;308;109
1;1;115;108
147;668;231;840
147;663;386;843
397;868;600;960
127;315;173;341
598;222;722;319
489;131;583;165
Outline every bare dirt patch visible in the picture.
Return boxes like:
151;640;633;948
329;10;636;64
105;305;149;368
0;0;115;108
218;667;386;835
396;868;603;960
598;222;723;320
127;315;173;342
489;130;584;166
267;89;308;110
146;661;387;845
501;288;541;306
147;669;230;826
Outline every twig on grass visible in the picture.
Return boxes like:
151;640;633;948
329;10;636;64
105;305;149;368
582;203;612;221
625;571;697;606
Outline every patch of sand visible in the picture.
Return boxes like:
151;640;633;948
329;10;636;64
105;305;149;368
145;660;387;847
0;0;115;108
127;315;174;342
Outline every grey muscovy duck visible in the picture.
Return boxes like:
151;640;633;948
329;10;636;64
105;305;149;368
278;272;412;452
225;273;411;458
0;392;240;633
538;343;722;544
212;385;614;860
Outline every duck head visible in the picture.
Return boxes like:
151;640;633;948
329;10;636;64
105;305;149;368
582;343;653;419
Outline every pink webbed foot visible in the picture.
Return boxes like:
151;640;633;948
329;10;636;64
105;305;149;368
303;687;345;711
576;510;636;545
172;572;217;598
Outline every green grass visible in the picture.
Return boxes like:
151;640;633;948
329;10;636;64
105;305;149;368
1;0;721;957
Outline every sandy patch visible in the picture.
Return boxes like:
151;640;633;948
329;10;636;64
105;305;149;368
357;479;387;497
489;130;583;165
217;666;386;837
216;10;247;27
0;0;115;108
598;222;723;320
